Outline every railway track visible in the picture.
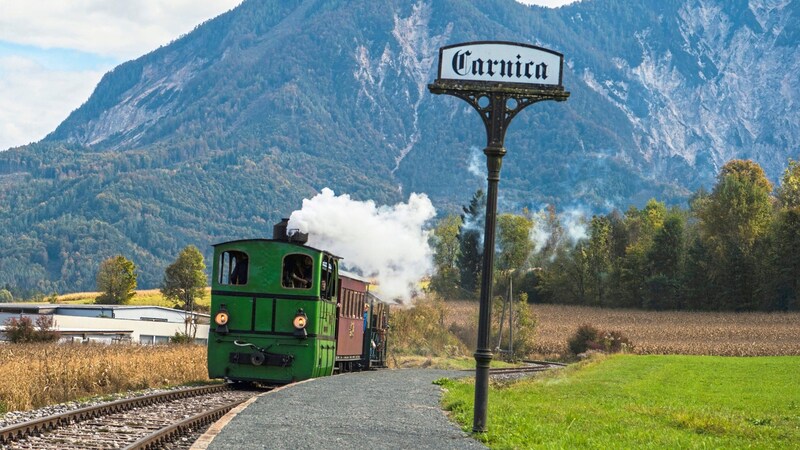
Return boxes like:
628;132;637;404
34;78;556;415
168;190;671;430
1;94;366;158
459;361;566;377
0;384;260;450
480;361;566;382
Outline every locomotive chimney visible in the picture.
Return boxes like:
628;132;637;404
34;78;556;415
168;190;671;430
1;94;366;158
273;218;308;244
273;218;289;240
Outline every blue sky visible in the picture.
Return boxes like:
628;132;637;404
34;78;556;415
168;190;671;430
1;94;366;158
0;0;578;150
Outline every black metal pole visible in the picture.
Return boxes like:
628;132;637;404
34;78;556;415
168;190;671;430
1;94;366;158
473;138;506;432
428;79;569;434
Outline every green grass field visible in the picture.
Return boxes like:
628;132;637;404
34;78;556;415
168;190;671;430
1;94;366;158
440;355;800;449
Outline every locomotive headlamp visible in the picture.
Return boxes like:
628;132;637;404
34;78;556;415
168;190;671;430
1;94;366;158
293;309;308;339
214;305;229;334
214;311;229;326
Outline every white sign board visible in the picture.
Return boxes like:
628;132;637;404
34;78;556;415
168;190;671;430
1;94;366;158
438;41;563;87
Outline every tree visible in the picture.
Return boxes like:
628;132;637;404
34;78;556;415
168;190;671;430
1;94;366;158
457;190;486;297
765;207;800;310
96;255;137;305
0;289;12;303
697;160;773;310
428;215;463;299
533;204;564;262
586;215;612;306
613;202;667;309
496;213;534;275
777;159;800;208
644;214;684;310
161;245;208;338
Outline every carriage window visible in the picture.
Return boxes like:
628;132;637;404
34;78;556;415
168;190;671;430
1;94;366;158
282;254;313;289
219;251;249;285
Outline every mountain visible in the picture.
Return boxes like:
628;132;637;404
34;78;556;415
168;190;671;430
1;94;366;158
0;0;798;294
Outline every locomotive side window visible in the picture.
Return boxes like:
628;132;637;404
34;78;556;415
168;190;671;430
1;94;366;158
321;256;336;300
282;254;313;289
219;251;248;285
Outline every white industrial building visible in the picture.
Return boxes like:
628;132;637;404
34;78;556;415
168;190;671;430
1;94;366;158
0;304;209;344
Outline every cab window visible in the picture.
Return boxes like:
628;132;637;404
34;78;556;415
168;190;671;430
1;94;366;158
321;256;336;300
219;251;248;285
282;254;313;289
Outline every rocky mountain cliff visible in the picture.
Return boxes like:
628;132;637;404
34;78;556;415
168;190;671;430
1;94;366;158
0;0;797;293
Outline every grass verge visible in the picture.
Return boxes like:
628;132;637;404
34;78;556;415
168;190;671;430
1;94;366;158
440;354;800;449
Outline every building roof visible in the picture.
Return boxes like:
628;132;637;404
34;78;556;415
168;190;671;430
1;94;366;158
0;303;209;318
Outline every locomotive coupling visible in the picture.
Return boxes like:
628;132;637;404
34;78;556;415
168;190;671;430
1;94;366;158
231;340;295;367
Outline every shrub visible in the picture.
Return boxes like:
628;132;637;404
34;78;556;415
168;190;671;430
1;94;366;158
4;317;36;343
568;324;600;355
170;332;195;344
33;316;59;342
389;295;468;357
4;316;59;343
449;321;478;353
567;324;633;355
491;292;538;360
599;330;633;353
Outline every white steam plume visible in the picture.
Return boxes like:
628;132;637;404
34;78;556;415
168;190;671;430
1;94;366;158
529;206;589;258
562;207;589;243
467;146;485;178
530;218;550;254
287;188;436;303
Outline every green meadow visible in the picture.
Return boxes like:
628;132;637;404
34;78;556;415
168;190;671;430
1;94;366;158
440;355;800;449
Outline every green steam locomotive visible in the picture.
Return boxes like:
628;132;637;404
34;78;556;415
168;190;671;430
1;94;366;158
207;220;388;384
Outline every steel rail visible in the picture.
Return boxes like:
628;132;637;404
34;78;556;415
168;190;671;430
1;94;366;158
486;366;553;375
521;359;568;367
123;399;245;450
0;383;229;444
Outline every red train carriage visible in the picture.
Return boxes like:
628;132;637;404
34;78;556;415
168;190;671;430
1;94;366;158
336;271;367;371
335;271;389;372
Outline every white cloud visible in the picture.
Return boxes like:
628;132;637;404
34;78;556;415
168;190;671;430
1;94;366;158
0;1;244;150
0;55;104;149
0;1;244;59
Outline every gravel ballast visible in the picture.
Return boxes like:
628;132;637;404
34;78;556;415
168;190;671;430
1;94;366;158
197;369;486;450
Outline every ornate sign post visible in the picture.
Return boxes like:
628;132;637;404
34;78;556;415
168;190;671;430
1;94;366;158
428;41;569;433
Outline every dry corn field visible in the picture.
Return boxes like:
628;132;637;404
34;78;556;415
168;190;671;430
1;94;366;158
0;343;208;412
444;301;800;358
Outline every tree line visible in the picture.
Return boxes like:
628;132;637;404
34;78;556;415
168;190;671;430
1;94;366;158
3;245;208;343
429;159;800;312
94;245;208;338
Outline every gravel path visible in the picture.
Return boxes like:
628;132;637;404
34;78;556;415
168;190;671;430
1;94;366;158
195;369;486;450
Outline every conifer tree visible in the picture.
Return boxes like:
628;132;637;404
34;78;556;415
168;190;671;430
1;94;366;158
457;190;485;297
